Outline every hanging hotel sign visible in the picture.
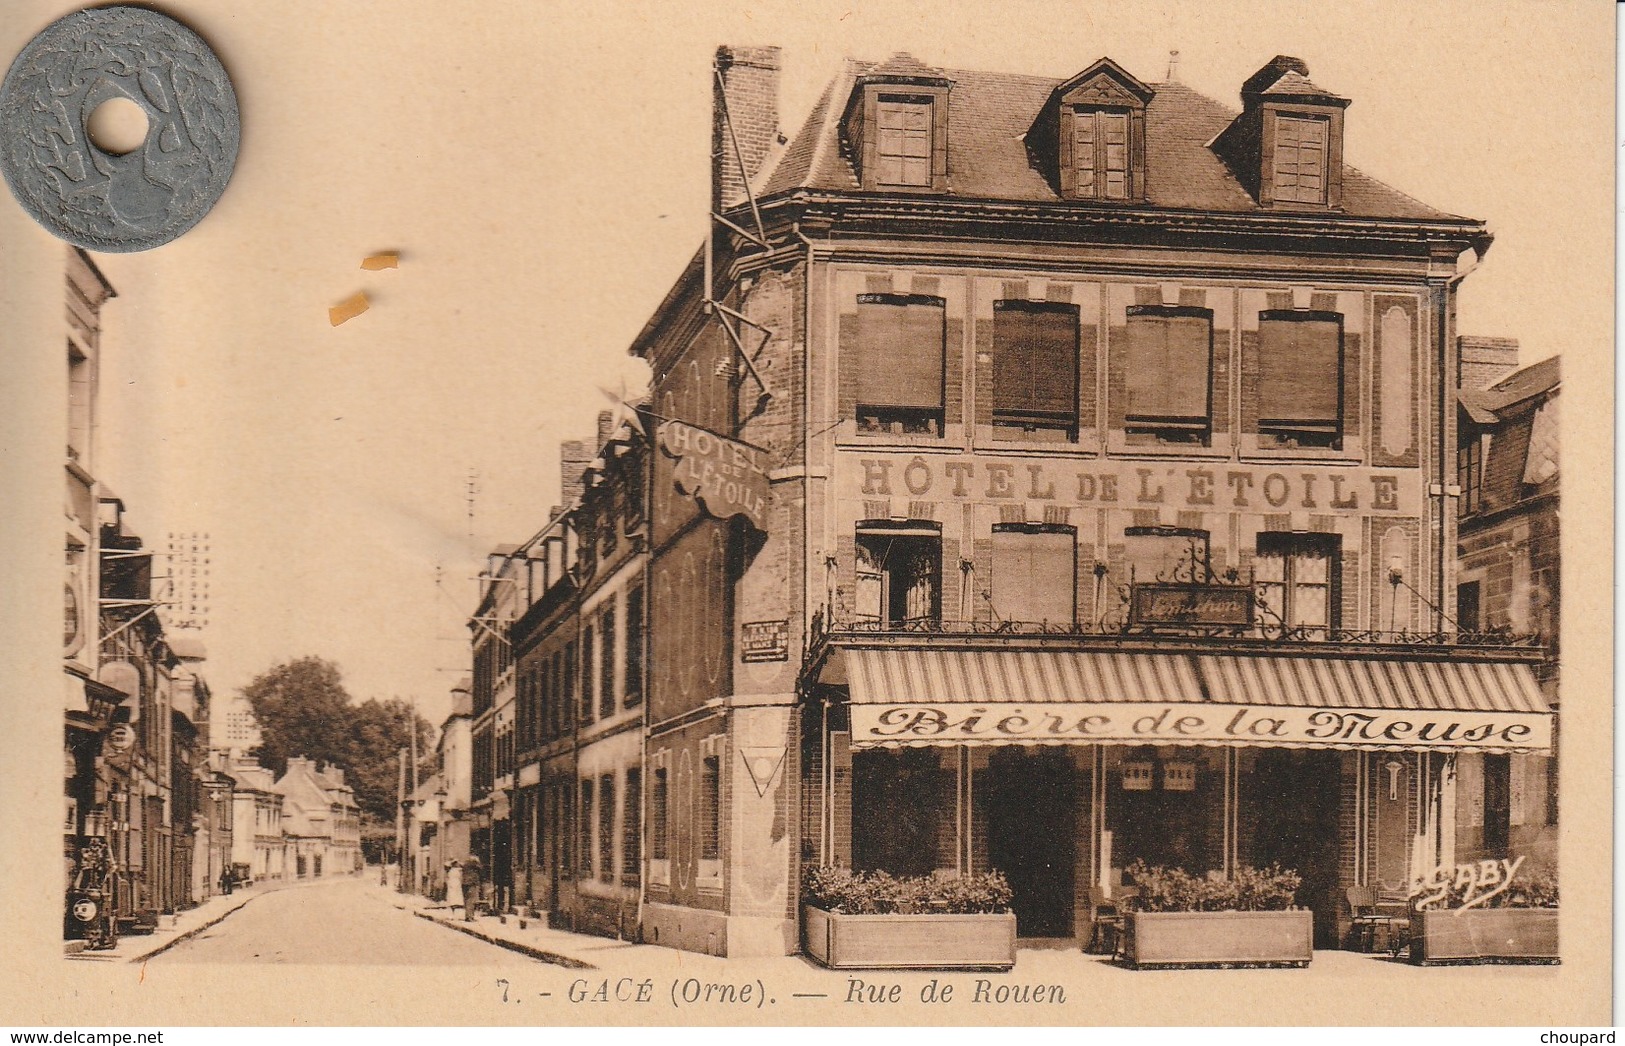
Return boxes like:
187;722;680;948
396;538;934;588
658;421;771;531
849;702;1553;753
844;454;1421;516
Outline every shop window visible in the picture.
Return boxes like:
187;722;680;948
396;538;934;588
1124;306;1212;442
598;599;617;718
1073;108;1130;200
855;523;942;624
1257;311;1343;447
578;778;593;879
992;300;1079;439
621;768;641;888
623;586;643;707
853;748;952;877
1457;434;1484;515
1271;114;1329;204
852;294;946;436
578;626;595;723
1483;754;1511;854
1255;532;1340;635
598;773;615;883
876;98;932;187
990;524;1076;624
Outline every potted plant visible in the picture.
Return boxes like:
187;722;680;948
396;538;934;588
801;867;1017;970
1409;869;1559;965
1120;861;1313;969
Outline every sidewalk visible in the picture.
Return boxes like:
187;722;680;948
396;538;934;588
374;886;1438;982
64;873;360;963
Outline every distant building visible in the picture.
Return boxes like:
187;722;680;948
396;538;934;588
274;757;362;878
1457;349;1560;872
225;757;287;882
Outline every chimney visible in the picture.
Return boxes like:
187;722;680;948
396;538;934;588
595;409;613;451
559;439;591;506
1166;50;1181;83
1241;54;1311;106
1459;336;1520;390
713;45;781;213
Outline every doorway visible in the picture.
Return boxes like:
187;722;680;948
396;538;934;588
1246;749;1342;947
983;749;1076;937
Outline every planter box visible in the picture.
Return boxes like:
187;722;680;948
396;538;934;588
803;906;1016;970
1410;908;1559;965
1123;910;1313;969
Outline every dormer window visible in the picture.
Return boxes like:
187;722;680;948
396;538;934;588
1073;108;1130;200
1270;113;1329;204
1033;58;1153;203
841;54;952;193
1213;56;1348;210
875;97;932;187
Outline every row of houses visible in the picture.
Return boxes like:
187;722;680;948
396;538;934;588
417;47;1560;957
61;248;361;946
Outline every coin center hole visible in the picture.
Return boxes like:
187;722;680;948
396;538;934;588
87;97;148;155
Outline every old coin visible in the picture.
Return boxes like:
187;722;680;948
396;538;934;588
0;6;239;252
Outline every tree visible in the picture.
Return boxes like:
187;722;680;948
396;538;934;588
242;657;435;832
242;656;352;777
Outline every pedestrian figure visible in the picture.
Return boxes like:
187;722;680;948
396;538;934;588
463;855;483;922
444;859;464;915
219;865;234;895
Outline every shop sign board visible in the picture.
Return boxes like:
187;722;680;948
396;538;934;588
659;421;771;530
1131;584;1254;627
850;702;1552;753
740;619;790;663
843;453;1421;516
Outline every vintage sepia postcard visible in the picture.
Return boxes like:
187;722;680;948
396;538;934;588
0;0;1612;1029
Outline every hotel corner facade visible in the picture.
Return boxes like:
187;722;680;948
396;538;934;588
479;47;1555;958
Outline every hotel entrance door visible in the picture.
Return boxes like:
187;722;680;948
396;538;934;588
985;749;1075;937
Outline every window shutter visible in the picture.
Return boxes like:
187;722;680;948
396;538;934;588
1074;112;1096;196
1126;310;1210;422
993;303;1077;421
857;297;945;411
991;528;1076;624
1102;112;1128;199
877;100;931;187
1258;315;1340;425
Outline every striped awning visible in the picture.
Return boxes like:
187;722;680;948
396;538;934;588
1195;655;1550;713
846;648;1204;706
841;647;1552;753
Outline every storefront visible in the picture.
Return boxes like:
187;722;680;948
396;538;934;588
802;636;1551;947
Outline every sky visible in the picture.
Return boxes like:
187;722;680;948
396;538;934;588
41;0;1610;729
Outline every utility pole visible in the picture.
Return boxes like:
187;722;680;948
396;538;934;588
395;748;406;893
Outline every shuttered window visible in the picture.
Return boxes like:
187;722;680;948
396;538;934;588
578;626;595;722
1074;108;1130;200
1124;306;1212;429
876;99;932;187
621;768;641;887
990;525;1076;624
578;778;594;878
701;755;721;861
598;773;615;883
854;294;946;434
650;767;668;860
1273;114;1328;204
992;301;1079;433
1258;310;1342;436
623;586;643;707
598;599;617;718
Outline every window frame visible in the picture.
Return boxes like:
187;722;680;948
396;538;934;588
1255;309;1345;448
874;95;934;188
621;767;642;888
990;523;1078;625
1457;432;1485;515
1270;112;1331;205
1253;532;1341;637
852;293;948;437
991;299;1080;439
1122;304;1214;442
854;521;943;625
598;772;615;884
